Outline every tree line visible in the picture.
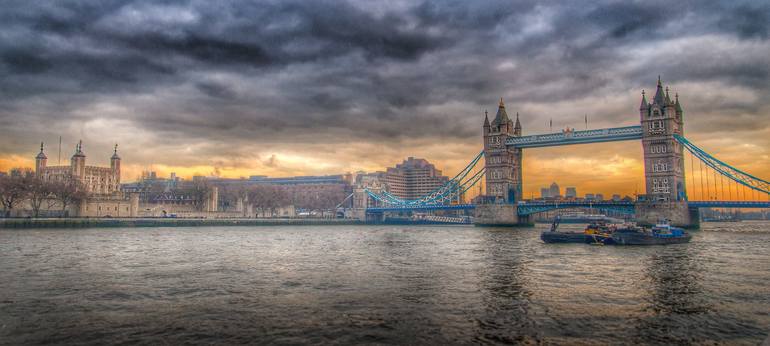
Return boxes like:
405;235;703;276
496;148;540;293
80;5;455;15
0;171;87;218
219;184;348;216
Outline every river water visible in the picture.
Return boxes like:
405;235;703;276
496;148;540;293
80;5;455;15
1;222;769;345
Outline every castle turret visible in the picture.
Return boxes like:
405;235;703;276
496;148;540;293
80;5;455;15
71;140;86;178
110;143;121;192
652;76;665;107
513;112;522;136
675;92;683;123
111;144;121;174
35;142;47;177
491;98;512;133
664;86;677;122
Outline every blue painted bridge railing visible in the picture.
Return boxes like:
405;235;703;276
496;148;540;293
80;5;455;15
365;200;769;215
506;125;642;148
516;201;636;215
366;204;477;213
367;201;638;215
688;201;770;209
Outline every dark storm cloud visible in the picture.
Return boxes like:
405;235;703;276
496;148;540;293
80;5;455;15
718;4;770;39
0;0;768;170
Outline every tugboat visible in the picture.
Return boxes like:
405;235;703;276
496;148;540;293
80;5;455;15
540;217;615;244
612;220;691;245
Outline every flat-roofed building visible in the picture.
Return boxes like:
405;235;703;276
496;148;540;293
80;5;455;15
384;157;449;200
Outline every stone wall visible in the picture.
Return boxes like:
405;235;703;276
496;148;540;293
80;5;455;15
79;196;137;217
474;204;527;226
635;201;699;229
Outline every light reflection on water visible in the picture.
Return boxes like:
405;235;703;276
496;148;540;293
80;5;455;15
0;222;769;345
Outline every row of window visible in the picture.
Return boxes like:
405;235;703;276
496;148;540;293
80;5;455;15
652;161;669;172
648;120;665;134
487;137;502;145
490;170;507;179
650;143;667;153
488;156;504;164
652;178;670;193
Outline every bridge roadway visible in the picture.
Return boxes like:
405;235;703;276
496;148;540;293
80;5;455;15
365;200;770;215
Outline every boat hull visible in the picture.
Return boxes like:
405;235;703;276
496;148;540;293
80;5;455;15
612;231;691;245
540;232;614;244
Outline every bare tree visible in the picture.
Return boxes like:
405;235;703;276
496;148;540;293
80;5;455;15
219;184;248;211
248;185;288;217
190;178;211;211
0;174;29;217
291;188;347;215
27;178;54;218
51;179;87;217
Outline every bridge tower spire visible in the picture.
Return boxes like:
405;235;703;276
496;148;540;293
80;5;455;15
638;77;696;227
483;98;523;204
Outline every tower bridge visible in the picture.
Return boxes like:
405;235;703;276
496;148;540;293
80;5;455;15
356;77;769;227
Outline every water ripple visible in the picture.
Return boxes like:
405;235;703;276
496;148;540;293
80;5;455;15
1;222;769;345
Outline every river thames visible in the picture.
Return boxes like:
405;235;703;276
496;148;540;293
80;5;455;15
1;222;769;345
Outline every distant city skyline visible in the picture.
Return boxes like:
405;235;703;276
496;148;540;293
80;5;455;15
1;1;768;198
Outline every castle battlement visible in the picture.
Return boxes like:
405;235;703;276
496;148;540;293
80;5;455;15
35;141;122;195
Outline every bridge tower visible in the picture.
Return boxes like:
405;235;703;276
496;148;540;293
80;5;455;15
483;98;523;203
476;99;526;226
637;77;698;227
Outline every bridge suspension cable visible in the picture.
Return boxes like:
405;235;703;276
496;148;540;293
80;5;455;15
364;151;486;207
676;134;769;197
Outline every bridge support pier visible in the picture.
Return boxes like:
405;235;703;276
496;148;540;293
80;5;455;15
474;204;531;227
635;201;700;229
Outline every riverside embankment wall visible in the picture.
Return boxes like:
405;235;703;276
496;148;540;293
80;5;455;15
0;218;362;229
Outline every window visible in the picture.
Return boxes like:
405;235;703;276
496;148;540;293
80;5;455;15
652;160;669;172
649;120;665;133
650;144;667;154
652;178;670;193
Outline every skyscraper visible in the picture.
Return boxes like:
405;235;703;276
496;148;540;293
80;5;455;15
549;182;560;199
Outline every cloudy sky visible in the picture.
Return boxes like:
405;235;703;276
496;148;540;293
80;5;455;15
1;0;768;197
